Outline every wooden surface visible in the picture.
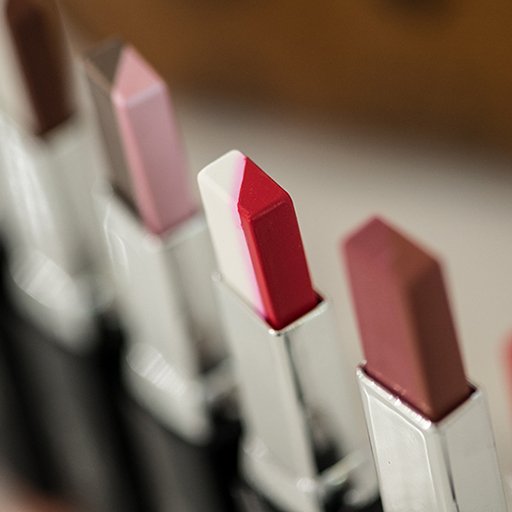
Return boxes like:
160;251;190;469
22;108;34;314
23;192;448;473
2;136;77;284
60;0;512;154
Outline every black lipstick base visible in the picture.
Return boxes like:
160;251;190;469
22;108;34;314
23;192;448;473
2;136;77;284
234;482;383;512
0;240;60;490
1;291;153;512
123;393;241;512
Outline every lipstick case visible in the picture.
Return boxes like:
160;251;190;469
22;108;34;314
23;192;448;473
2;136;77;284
0;110;150;512
4;302;150;512
0;258;150;512
100;188;240;512
0;240;59;490
0;112;109;315
214;274;380;512
0;4;150;508
357;369;506;512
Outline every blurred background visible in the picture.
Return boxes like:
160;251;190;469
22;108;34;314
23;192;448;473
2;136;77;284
61;0;512;154
61;0;512;494
4;0;512;508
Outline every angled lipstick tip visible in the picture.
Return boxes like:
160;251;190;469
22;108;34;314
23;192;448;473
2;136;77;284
110;45;195;235
343;216;471;421
5;0;72;134
238;156;317;329
112;46;163;105
198;150;317;330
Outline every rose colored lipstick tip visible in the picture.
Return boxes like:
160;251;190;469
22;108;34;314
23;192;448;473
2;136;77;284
343;216;471;421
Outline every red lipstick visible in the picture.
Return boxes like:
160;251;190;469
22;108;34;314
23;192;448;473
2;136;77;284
238;157;317;329
198;150;379;512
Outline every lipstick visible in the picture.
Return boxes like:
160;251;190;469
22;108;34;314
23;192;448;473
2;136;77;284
0;0;110;333
343;217;506;512
85;40;239;512
0;3;151;511
198;150;380;512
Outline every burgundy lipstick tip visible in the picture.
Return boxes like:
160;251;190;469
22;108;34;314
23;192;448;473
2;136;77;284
6;0;72;134
343;216;471;422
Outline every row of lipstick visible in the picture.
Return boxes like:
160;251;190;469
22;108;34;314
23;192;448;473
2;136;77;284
0;1;507;511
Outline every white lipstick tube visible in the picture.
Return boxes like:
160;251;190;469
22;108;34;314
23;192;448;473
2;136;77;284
0;9;111;341
100;187;230;442
0;110;109;346
357;368;506;512
0;112;154;511
215;274;378;512
0;9;150;510
0;112;103;274
0;116;152;511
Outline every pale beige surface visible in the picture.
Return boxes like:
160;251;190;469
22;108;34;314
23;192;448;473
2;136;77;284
176;95;512;503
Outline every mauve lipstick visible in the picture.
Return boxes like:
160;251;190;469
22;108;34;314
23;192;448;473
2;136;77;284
345;216;470;421
344;217;506;512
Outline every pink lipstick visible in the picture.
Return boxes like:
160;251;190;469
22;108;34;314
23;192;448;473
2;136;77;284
199;150;379;512
111;45;196;235
344;217;506;512
86;38;226;438
85;40;238;512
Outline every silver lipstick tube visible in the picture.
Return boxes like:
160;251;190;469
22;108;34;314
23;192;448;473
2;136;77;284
100;188;230;441
0;109;110;346
215;275;379;512
0;113;148;512
100;190;240;512
357;368;506;512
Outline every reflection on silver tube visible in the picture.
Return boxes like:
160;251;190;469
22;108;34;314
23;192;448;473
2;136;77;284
357;368;506;512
